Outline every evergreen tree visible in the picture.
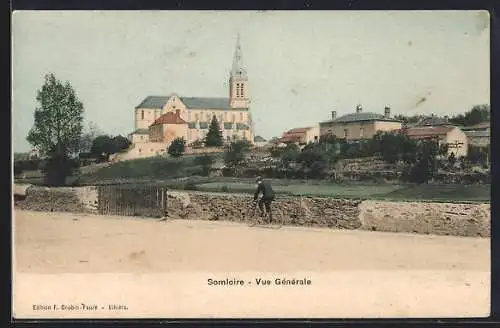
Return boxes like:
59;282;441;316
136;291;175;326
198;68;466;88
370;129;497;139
204;115;224;147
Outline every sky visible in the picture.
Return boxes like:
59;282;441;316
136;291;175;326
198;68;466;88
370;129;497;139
12;10;490;152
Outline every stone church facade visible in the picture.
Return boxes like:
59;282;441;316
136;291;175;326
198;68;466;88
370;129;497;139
127;35;254;158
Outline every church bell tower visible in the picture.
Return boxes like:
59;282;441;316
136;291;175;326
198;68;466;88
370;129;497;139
229;34;250;109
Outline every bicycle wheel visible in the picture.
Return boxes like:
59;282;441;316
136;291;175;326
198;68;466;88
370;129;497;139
268;216;283;229
246;203;259;227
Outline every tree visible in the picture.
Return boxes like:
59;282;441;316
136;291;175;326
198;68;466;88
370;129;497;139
90;135;114;161
279;143;300;169
168;138;186;158
405;139;439;183
205;116;224;147
112;135;131;153
449;104;490;127
89;134;131;161
79;121;104;153
224;140;251;168
464;104;490;126
26;73;84;186
296;149;328;178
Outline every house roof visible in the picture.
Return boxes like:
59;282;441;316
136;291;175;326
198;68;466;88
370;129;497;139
135;95;248;111
404;126;455;138
152;111;187;125
462;121;490;131
280;135;302;143
321;112;401;124
464;130;490;138
285;127;311;134
254;136;267;142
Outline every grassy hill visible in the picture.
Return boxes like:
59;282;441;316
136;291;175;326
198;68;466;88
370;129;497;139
15;155;491;203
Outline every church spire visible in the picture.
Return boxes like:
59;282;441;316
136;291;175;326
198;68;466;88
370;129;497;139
231;33;247;80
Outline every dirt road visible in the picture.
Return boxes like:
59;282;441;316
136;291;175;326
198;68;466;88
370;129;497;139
13;210;490;318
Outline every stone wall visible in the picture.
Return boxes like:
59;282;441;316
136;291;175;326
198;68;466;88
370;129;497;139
358;200;490;237
167;191;362;229
13;184;490;237
15;186;98;214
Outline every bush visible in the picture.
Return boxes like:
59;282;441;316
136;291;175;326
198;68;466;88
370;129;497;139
168;138;186;158
194;155;215;176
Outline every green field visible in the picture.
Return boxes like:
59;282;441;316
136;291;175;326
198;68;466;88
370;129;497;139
195;182;490;203
73;155;223;184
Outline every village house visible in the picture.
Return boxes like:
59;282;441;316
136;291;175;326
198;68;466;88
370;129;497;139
123;35;254;159
319;105;402;140
253;136;268;148
404;125;468;157
461;122;490;148
278;126;320;145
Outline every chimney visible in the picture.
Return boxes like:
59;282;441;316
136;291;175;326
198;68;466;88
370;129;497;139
384;106;391;118
331;110;337;120
356;104;362;113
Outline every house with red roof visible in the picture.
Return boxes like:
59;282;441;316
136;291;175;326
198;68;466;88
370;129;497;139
278;126;320;145
149;109;189;144
403;125;468;157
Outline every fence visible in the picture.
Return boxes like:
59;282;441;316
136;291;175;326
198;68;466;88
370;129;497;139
97;184;167;218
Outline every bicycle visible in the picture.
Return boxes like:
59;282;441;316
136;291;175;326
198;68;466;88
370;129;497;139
244;200;282;229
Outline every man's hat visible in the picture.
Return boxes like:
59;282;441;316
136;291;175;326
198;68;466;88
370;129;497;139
256;176;263;182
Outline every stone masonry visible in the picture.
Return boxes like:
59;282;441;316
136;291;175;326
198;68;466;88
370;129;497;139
13;185;490;237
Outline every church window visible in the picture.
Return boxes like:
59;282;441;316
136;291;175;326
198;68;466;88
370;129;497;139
240;112;243;120
232;114;236;122
344;129;348;138
240;84;244;97
360;128;364;138
141;110;144;120
195;114;199;121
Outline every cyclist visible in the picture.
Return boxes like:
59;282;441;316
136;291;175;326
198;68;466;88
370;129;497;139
253;176;275;222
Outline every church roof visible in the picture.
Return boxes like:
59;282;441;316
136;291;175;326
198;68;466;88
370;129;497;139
324;112;401;124
181;97;230;110
135;95;248;111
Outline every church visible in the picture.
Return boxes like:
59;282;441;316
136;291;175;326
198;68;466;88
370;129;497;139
127;35;254;158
